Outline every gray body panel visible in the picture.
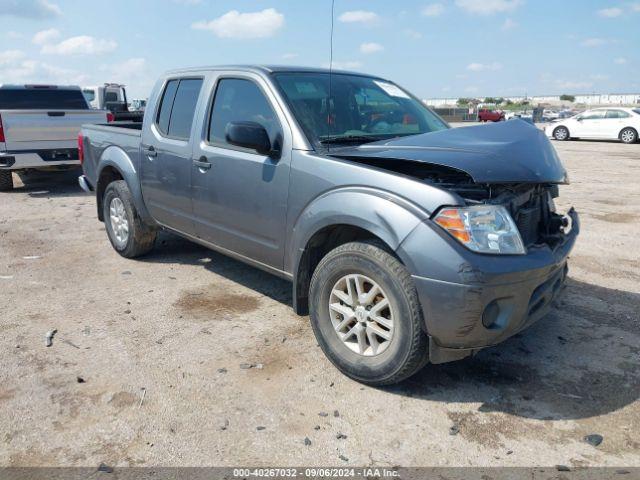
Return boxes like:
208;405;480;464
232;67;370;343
80;65;579;362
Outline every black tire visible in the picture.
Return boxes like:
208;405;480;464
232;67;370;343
553;126;570;141
0;171;14;191
309;241;429;386
620;127;638;144
103;180;156;258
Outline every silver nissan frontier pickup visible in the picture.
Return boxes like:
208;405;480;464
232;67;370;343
79;66;579;385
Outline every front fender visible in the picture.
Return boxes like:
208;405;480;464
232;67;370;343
286;187;430;274
96;146;153;224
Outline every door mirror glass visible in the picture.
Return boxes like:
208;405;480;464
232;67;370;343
226;121;273;155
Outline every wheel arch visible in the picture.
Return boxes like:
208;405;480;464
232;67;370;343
288;189;428;315
95;146;153;224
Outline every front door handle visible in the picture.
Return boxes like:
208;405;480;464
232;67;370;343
193;156;212;170
142;145;157;158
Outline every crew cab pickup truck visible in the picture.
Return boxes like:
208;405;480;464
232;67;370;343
0;84;110;191
478;108;505;122
79;66;579;385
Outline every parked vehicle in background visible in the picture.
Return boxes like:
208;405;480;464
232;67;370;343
79;65;578;385
82;83;144;123
546;107;640;144
0;84;110;191
478;108;505;122
544;110;560;120
130;99;147;112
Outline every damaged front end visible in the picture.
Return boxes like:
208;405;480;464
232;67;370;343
329;120;576;254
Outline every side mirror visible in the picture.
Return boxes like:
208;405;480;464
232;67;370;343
225;121;273;156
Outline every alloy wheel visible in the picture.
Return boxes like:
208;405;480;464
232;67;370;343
328;274;394;356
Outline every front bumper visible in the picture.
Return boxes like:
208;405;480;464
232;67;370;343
0;150;79;170
398;208;579;364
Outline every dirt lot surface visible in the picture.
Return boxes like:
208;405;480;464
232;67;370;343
1;138;639;468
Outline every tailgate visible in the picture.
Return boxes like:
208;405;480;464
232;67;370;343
1;110;107;150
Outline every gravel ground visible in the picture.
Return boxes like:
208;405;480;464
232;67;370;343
0;138;639;468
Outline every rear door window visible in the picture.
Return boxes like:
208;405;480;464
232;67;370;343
167;79;203;139
605;110;631;119
0;88;88;109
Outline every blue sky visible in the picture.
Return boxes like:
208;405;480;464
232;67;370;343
0;0;638;99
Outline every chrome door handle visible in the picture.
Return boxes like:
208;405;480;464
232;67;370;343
142;145;157;158
193;156;212;170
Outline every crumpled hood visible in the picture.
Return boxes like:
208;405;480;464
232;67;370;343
330;119;568;184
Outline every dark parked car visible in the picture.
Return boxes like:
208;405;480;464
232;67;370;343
79;66;579;385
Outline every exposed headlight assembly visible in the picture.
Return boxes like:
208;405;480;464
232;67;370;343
433;205;526;255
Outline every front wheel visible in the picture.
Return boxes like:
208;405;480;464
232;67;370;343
620;128;638;144
103;180;157;258
309;241;429;386
553;126;570;141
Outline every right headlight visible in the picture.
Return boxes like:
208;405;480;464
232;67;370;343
433;205;526;255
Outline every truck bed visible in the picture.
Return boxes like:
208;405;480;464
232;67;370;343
80;123;142;189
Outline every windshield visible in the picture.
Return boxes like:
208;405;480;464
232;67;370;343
273;72;448;146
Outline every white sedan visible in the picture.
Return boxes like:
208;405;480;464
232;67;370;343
545;107;640;144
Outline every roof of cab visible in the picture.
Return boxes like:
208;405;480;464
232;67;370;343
163;64;385;79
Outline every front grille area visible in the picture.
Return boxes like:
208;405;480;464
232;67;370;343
515;205;542;246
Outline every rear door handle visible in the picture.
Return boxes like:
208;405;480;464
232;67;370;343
142;145;157;158
193;156;212;170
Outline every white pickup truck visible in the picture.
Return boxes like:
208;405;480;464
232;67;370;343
0;84;110;191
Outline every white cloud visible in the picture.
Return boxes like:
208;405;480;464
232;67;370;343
6;31;22;39
360;42;383;54
32;28;60;45
41;35;117;55
597;7;622;17
421;3;445;16
0;0;60;18
632;2;640;11
0;58;88;85
324;60;363;70
467;62;502;71
501;18;518;30
614;57;627;64
465;86;479;93
455;0;523;15
404;29;423;39
281;53;298;60
581;37;608;47
590;73;609;80
338;10;379;25
0;49;25;65
192;8;284;39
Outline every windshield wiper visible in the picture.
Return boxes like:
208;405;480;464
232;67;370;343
319;135;385;145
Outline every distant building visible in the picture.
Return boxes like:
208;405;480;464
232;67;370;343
424;93;640;107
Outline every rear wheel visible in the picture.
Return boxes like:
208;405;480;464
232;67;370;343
553;126;570;141
103;180;156;258
620;128;638;144
309;241;429;386
0;171;14;191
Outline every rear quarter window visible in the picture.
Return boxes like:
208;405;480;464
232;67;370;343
155;78;203;139
0;88;89;109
